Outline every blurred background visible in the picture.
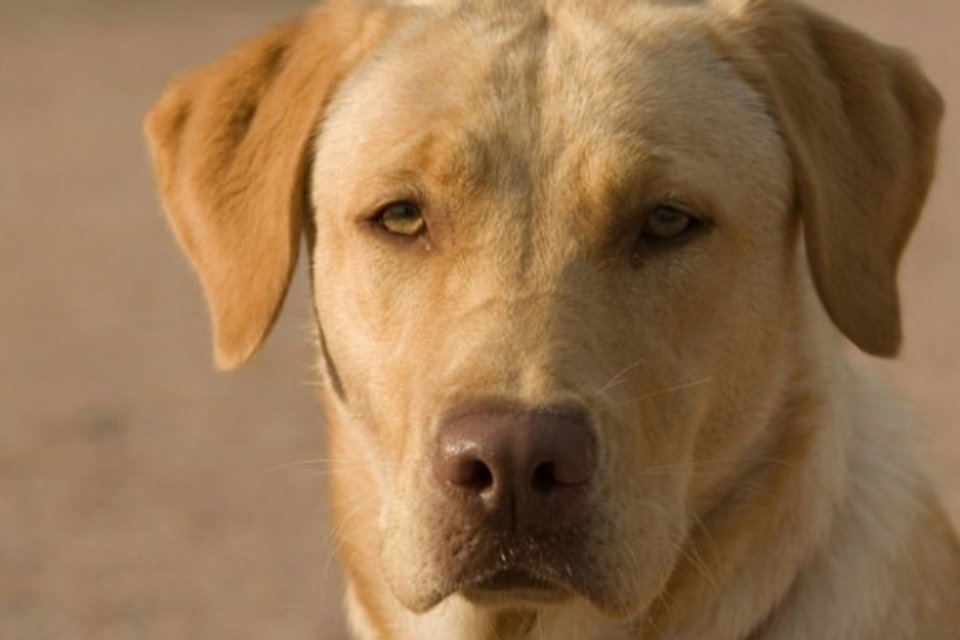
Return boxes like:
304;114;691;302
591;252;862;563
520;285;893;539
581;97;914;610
0;0;956;638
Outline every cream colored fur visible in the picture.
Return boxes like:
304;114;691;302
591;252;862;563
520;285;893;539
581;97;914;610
145;0;960;638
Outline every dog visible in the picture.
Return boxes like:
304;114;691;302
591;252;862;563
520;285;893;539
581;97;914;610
145;0;960;637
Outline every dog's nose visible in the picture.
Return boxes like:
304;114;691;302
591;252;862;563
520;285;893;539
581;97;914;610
434;402;596;531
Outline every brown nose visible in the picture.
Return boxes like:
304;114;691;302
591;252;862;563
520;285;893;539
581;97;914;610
434;402;597;532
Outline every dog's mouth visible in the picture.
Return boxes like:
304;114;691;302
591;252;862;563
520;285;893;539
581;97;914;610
386;504;665;616
389;518;672;620
460;568;572;605
425;530;593;610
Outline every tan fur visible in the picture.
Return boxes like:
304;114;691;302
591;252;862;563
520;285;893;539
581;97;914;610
146;0;960;638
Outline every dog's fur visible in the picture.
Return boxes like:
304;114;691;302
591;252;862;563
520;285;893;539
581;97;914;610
145;0;960;638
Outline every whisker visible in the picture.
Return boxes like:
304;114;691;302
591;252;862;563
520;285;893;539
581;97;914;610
640;455;795;474
595;358;646;395
321;493;382;580
615;376;715;407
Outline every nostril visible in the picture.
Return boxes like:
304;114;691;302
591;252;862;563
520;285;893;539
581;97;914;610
532;462;557;494
531;453;593;494
460;459;494;493
436;448;496;495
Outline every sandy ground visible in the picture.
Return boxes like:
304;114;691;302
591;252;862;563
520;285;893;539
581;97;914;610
0;1;957;638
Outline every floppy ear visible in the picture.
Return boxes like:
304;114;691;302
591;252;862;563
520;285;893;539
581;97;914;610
719;0;944;357
145;1;399;369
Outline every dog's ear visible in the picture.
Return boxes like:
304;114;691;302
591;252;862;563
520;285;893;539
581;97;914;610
718;0;944;357
145;2;399;369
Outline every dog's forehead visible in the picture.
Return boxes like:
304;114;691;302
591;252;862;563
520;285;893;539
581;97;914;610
313;0;786;223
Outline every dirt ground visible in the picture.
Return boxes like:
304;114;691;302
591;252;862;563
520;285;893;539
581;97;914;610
1;1;957;638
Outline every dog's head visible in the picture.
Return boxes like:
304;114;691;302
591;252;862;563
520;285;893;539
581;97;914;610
146;0;941;624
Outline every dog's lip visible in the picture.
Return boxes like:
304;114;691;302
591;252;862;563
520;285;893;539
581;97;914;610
409;522;599;611
459;568;572;604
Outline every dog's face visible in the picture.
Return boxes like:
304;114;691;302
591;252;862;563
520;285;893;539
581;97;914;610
310;4;794;615
146;0;942;626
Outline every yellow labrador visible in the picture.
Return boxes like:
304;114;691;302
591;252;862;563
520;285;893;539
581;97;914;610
145;0;960;637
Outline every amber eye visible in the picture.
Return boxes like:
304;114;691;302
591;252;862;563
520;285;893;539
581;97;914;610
642;206;696;241
376;201;426;237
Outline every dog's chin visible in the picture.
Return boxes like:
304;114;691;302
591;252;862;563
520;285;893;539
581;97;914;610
386;568;570;614
389;562;654;621
382;515;673;618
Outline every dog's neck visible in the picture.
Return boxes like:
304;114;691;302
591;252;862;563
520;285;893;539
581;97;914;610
643;355;960;640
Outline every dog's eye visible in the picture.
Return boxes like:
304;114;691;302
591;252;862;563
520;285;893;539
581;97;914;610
376;201;426;237
642;206;697;241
